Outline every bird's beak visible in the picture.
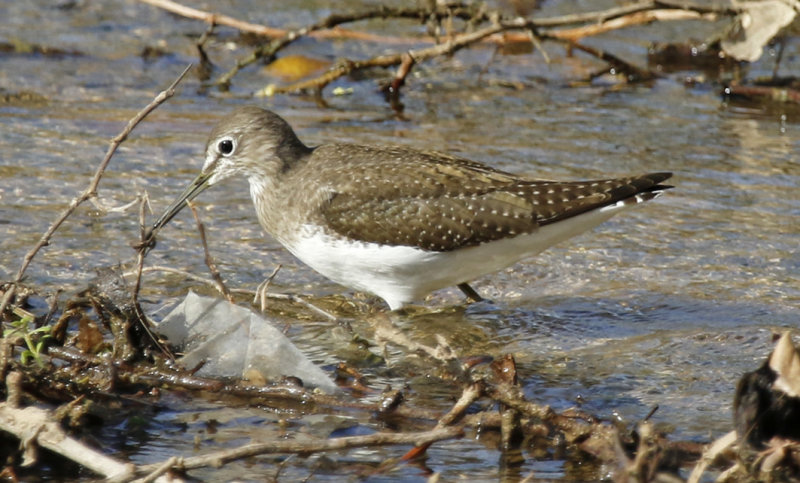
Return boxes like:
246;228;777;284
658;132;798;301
147;171;213;240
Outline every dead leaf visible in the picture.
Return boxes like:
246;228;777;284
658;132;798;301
263;55;331;82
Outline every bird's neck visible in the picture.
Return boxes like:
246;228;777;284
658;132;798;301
249;172;302;250
247;138;313;214
276;136;314;171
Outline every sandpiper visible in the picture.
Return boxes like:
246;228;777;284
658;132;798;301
149;106;672;310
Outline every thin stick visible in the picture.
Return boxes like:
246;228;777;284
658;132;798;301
126;265;218;287
131;193;149;310
137;0;290;39
260;292;342;323
136;426;463;474
401;382;482;461
544;8;712;42
569;41;655;82
136;0;730;97
127;456;179;483
138;0;478;46
266;7;693;96
131;193;174;360
457;282;483;303
139;0;704;44
0;65;192;317
255;264;282;311
187;202;233;303
263;20;507;96
127;266;344;323
212;3;483;88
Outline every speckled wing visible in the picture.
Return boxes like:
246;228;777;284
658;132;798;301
316;145;671;252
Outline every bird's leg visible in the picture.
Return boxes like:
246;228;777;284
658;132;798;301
772;38;786;80
457;283;484;303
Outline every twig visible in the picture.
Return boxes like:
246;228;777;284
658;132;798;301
136;426;463;474
194;22;216;82
724;84;800;104
437;382;483;427
140;0;690;43
654;0;741;15
525;28;550;64
127;456;179;483
384;52;416;96
126;265;219;288
258;292;343;323
270;454;296;481
137;0;286;38
0;64;192;317
264;5;705;96
213;3;482;88
255;264;282;311
485;381;595;442
0;339;15;385
126;265;344;323
262;19;507;96
131;193;174;360
187;201;233;303
570;41;656;82
139;0;478;47
43;344;452;422
131;193;149;310
401;382;482;461
625;422;659;481
139;0;729;95
531;0;657;27
544;8;714;42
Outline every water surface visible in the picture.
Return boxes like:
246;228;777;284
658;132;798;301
1;0;798;480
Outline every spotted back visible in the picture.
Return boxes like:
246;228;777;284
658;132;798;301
311;144;671;252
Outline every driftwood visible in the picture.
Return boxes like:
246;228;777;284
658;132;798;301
135;0;733;96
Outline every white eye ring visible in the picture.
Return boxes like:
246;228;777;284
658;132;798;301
217;136;236;157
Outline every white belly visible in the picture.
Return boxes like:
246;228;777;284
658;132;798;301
282;198;646;309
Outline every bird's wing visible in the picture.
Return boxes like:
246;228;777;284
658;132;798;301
314;145;671;252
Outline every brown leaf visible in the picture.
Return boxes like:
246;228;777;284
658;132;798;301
263;55;331;82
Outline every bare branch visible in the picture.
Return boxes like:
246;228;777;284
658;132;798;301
187;202;234;303
137;426;463;474
262;20;507;96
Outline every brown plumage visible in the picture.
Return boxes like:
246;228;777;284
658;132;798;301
150;106;673;309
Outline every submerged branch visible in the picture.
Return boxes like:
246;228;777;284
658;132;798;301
137;426;463;474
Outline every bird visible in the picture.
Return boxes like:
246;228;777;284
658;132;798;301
147;106;672;310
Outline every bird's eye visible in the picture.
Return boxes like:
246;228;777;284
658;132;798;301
217;137;236;156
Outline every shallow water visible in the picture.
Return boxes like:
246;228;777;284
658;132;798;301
1;0;799;480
